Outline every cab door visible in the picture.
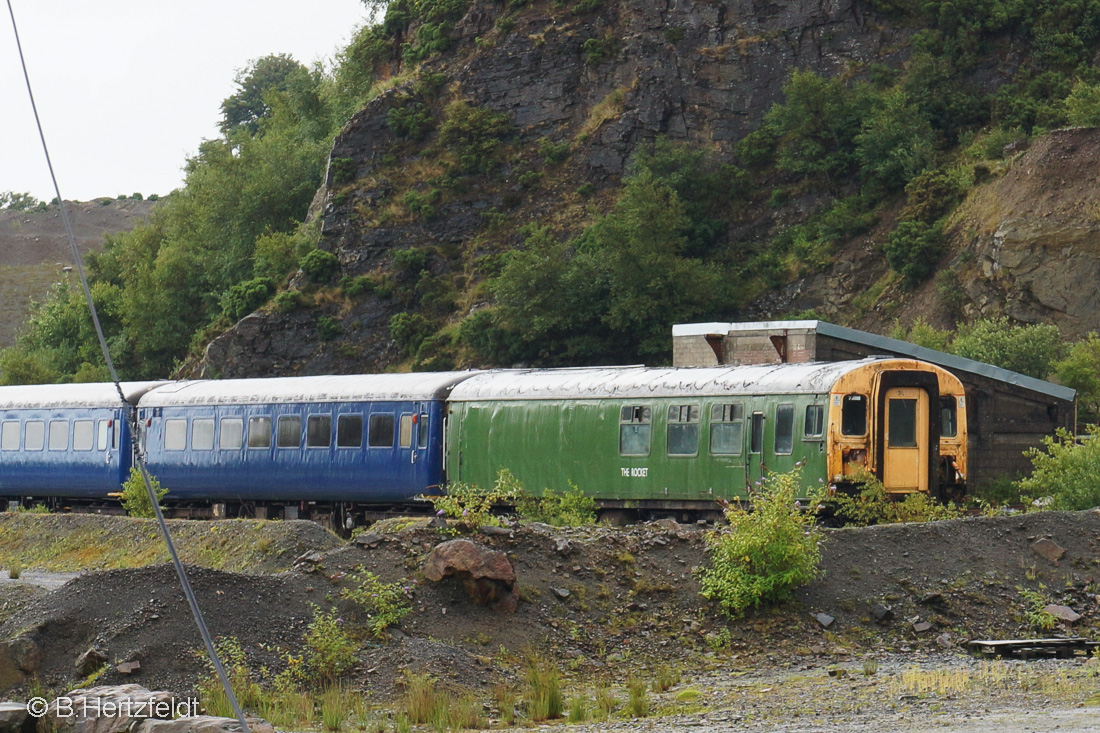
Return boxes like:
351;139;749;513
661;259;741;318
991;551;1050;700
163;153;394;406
882;387;929;493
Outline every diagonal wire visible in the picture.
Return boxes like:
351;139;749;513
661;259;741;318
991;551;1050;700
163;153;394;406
4;3;252;730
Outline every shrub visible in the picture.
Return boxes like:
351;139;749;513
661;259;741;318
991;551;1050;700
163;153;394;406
1064;79;1100;126
696;467;823;618
431;471;520;528
316;315;343;341
1054;333;1100;422
272;290;304;313
438;100;511;173
1016;425;1100;510
392;247;430;275
515;480;597;526
330;157;357;185
524;657;563;721
538;138;571;164
340;568;413;637
339;274;376;298
951;317;1065;378
303;606;357;684
120;467;168;518
220;277;275;321
388;312;434;356
882;219;945;287
387;103;434;140
300;249;341;282
835;470;960;525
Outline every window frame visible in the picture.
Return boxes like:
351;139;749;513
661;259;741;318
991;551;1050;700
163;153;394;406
277;415;302;449
774;403;795;455
841;394;868;437
219;418;244;450
307;414;332;449
73;420;95;452
247;416;272;449
48;419;69;452
1;420;19;451
368;413;395;448
708;403;744;456
804;404;825;439
666;404;700;457
191;418;215;451
618;404;652;457
337;414;363;449
164;418;187;452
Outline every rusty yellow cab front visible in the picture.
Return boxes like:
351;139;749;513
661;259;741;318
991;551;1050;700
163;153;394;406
825;359;967;498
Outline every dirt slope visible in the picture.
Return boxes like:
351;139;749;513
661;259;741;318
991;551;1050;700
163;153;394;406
1;510;1098;704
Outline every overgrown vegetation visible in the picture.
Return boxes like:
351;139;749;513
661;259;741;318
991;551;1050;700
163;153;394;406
834;470;961;526
429;469;598;528
696;466;824;618
1015;425;1100;510
119;467;168;518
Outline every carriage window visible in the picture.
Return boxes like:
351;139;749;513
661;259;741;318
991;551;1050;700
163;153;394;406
96;420;111;451
940;397;958;438
399;414;414;448
307;415;332;448
419;413;429;449
667;404;700;456
24;421;44;451
804;405;825;438
337;415;363;448
750;413;764;454
709;404;744;455
164;419;187;451
369;414;395;447
192;418;215;451
619;405;652;456
248;417;272;449
220;418;243;450
774;404;795;454
889;399;918;448
73;420;94;451
277;415;302;448
49;420;68;451
841;395;867;436
1;421;18;451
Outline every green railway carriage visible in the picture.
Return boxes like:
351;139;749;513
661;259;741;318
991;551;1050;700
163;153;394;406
444;359;968;521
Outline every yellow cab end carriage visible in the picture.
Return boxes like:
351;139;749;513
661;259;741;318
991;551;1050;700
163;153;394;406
827;358;967;499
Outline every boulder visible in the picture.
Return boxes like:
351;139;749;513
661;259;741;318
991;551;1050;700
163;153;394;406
0;702;33;733
421;539;517;612
75;647;109;676
133;716;275;733
0;638;41;690
1031;538;1066;563
44;684;179;733
1043;604;1082;624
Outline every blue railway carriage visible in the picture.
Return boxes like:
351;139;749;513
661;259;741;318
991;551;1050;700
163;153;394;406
136;373;475;515
0;382;162;501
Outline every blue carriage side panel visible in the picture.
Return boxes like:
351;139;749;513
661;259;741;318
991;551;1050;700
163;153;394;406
0;382;157;499
136;374;473;504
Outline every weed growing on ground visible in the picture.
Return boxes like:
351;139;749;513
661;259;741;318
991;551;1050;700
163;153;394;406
653;664;682;692
834;469;961;525
697;466;824;618
340;567;413;637
524;655;564;721
626;677;649;717
304;606;358;685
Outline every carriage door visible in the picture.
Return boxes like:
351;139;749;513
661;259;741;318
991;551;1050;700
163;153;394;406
883;388;929;493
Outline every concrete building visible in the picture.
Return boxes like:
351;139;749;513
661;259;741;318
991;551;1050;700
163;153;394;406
672;320;1076;487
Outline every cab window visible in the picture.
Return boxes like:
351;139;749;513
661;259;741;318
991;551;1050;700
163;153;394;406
841;395;867;436
941;396;958;438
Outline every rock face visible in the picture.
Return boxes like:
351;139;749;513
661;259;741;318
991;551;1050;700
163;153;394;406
0;702;33;733
133;716;275;733
950;128;1100;337
0;637;40;690
44;684;179;733
422;538;518;612
193;0;914;378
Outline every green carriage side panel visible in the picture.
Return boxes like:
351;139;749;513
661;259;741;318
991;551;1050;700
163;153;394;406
448;391;829;504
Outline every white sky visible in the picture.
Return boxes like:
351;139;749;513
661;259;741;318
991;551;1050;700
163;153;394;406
1;1;369;202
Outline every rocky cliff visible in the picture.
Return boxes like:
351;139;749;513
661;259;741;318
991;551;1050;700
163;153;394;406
191;0;1100;377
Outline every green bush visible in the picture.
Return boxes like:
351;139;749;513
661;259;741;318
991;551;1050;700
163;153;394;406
515;479;597;526
303;606;358;685
1016;425;1100;510
438;101;511;174
339;274;376;298
1054;333;1100;422
220;277;275;321
340;567;413;637
951;317;1065;378
300;249;341;282
696;467;823;618
834;470;960;525
316;316;343;341
392;247;430;275
388;312;434;356
273;290;305;313
1065;80;1100;126
330;157;357;185
431;471;520;528
538;138;571;164
387;103;435;140
120;467;168;518
882;219;945;287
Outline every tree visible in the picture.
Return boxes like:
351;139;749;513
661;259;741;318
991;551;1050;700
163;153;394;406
1054;333;1100;422
855;88;936;192
219;54;308;135
951;317;1066;379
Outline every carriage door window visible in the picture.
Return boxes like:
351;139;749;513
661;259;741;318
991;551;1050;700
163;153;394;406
888;399;918;448
841;395;867;436
619;405;652;456
667;405;700;456
710;404;744;455
418;413;429;449
399;414;415;449
96;420;112;451
940;397;958;438
1;421;18;451
804;405;825;438
774;404;794;454
750;412;764;454
73;420;94;451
